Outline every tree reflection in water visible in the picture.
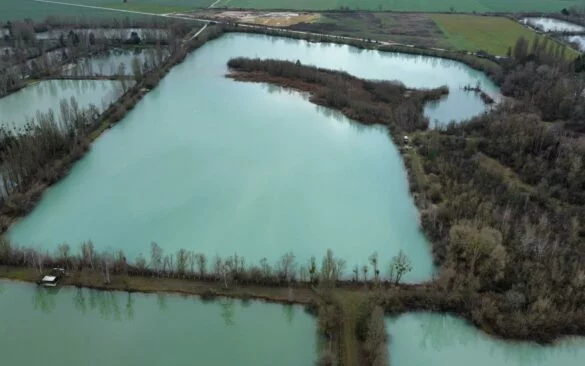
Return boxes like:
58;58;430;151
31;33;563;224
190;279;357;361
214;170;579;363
390;313;585;366
32;286;57;313
283;303;295;326
219;298;235;326
73;287;87;314
126;292;135;320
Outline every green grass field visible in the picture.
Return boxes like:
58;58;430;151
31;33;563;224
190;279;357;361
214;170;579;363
432;14;581;57
0;0;211;22
3;0;583;22
209;0;581;12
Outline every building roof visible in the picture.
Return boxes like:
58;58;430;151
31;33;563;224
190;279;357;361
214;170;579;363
42;276;57;282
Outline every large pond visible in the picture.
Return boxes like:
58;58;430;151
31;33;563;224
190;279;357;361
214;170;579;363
0;280;316;365
521;17;585;33
387;313;585;366
0;79;124;131
6;33;502;281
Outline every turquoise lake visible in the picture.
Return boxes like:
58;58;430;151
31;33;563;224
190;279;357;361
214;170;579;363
0;280;317;365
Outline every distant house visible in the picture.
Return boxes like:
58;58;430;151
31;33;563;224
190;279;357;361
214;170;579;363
40;268;65;287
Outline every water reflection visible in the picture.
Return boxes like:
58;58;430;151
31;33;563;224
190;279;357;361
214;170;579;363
33;286;57;313
1;280;317;366
220;298;235;326
388;313;585;366
7;280;308;329
0;80;124;130
283;303;295;325
126;292;135;320
73;287;87;314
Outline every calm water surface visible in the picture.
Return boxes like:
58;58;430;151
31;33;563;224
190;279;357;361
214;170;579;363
0;79;123;130
0;280;316;366
387;313;585;366
8;33;502;280
521;17;585;32
7;34;446;281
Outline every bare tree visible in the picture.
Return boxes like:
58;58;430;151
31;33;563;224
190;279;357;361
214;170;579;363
369;252;379;284
135;254;147;274
361;264;369;282
57;243;71;267
195;253;207;278
389;250;412;285
150;242;162;275
279;251;296;282
176;248;188;277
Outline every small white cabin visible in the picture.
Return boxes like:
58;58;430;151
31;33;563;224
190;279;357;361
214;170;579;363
41;275;58;287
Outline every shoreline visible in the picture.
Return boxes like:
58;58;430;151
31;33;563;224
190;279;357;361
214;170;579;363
0;265;582;347
0;266;317;306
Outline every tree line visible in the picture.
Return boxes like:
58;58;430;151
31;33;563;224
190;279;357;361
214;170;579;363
0;238;414;290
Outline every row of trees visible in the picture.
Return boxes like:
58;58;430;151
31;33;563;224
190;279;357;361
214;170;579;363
502;35;585;124
0;97;100;202
0;238;414;288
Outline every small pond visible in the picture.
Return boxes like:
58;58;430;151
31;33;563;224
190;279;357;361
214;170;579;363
0;79;124;131
66;47;169;76
521;17;585;33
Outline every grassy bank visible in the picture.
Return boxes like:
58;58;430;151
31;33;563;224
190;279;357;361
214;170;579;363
0;265;317;304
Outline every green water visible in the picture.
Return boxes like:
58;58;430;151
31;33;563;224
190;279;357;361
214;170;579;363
387;313;585;366
7;34;454;281
6;34;500;282
0;79;123;130
0;280;316;365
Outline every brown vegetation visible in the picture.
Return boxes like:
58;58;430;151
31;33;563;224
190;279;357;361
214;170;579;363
227;57;448;132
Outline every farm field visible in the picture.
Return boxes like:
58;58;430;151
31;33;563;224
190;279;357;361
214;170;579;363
432;14;582;57
201;0;580;12
287;12;451;48
0;0;210;22
2;0;582;22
